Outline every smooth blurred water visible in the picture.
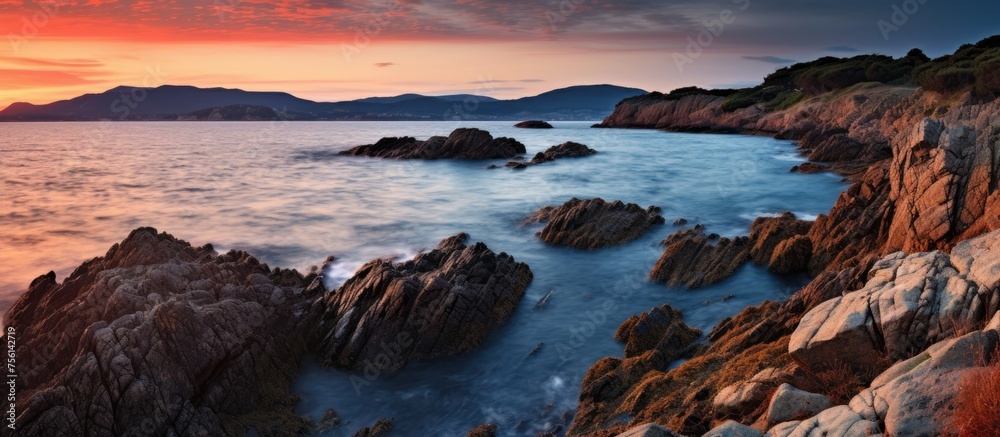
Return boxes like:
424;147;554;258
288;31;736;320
0;121;846;436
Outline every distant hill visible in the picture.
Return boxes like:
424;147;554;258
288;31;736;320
0;84;647;121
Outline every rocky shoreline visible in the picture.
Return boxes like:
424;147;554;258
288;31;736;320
568;59;1000;436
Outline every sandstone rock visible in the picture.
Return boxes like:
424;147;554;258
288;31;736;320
650;228;750;288
528;198;664;249
514;120;554;128
314;233;533;371
340;128;526;160
768;236;813;274
748;213;813;268
468;423;497;437
4;228;318;436
789;229;1000;373
702;420;763;437
617;423;683;436
765;384;834;424
615;305;702;360
713;367;809;418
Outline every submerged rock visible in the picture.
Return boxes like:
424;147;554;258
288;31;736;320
3;228;319;436
314;233;533;371
340;128;526;160
514;120;554;129
528;197;664;249
468;423;498;437
505;141;598;169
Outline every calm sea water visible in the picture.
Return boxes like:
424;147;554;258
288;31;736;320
0;121;846;436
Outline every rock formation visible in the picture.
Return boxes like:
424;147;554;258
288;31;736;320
3;228;321;436
527;198;664;249
650;213;813;288
506;142;597;169
313;233;533;371
570;82;1000;436
615;305;702;360
340;128;526;160
514;120;554;128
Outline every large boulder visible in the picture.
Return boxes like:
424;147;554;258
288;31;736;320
528;198;664;249
314;233;533;371
770;324;1000;437
789;229;1000;373
340;128;526;160
748;213;813;274
3;228;320;436
765;384;835;424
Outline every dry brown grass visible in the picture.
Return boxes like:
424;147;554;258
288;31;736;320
953;351;1000;437
810;361;866;405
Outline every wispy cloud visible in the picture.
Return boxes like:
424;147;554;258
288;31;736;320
374;62;395;68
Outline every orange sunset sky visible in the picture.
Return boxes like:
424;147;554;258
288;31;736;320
1;0;996;108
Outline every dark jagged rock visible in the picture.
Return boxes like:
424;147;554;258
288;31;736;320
505;142;598;169
340;128;526;160
527;198;664;249
650;214;814;289
514;120;554;129
316;409;342;433
352;418;394;437
314;233;533;371
790;162;827;174
748;213;814;273
649;228;750;288
468;423;498;437
672;218;688;226
614;305;702;360
3;227;319;437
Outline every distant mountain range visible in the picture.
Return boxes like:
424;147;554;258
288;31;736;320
0;84;647;121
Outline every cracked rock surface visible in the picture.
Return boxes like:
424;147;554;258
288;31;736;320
4;227;319;437
528;197;664;249
314;233;533;371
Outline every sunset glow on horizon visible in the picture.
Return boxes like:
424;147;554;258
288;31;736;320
2;0;996;108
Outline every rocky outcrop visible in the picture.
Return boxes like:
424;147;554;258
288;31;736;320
467;423;498;437
514;120;553;128
352;418;394;437
789;229;1000;373
314;233;533;371
617;423;683;436
528;198;664;249
649;228;750;288
770;319;1000;437
507;142;598;169
340;128;526;160
3;228;320;436
615;305;702;360
571;82;1000;436
650;213;813;289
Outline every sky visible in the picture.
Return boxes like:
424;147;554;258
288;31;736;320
1;0;998;108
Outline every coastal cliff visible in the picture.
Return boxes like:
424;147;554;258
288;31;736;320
572;42;1000;436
